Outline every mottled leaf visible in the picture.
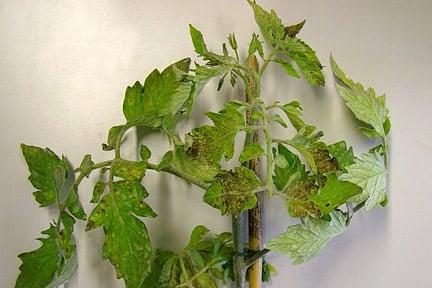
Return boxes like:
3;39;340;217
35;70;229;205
86;180;156;287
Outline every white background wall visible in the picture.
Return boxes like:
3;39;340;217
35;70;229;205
1;0;432;287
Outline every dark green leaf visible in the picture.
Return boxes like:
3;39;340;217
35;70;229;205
21;144;63;206
311;173;361;215
139;145;151;161
16;224;78;288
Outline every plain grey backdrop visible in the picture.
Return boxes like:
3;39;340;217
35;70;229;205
1;0;432;287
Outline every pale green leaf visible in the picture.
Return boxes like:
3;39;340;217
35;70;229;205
248;33;264;58
248;0;285;47
330;55;390;137
340;152;387;211
265;211;347;264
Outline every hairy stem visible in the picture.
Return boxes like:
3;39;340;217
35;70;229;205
246;55;263;288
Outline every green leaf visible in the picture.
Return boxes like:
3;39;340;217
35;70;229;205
280;101;305;131
279;37;324;86
162;146;220;184
111;159;146;181
340;152;387;211
274;59;300;78
139;145;151;161
248;33;264;58
141;250;177;288
273;144;307;191
86;180;156;287
265;211;347;264
79;154;94;178
122;58;193;129
194;273;217;288
91;181;106;203
189;25;237;67
311;173;361;215
65;186;87;220
16;224;78;288
328;141;355;171
190;24;207;55
330;55;390;137
228;33;238;51
248;0;285;47
188;65;230;109
102;125;124;151
20;144;63;206
159;256;181;288
187;102;245;166
248;1;324;86
287;125;324;173
186;225;210;251
204;167;260;216
239;143;264;163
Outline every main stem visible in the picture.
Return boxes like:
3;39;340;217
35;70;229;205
246;56;263;288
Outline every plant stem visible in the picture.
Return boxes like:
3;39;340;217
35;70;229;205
246;55;263;288
146;162;208;190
